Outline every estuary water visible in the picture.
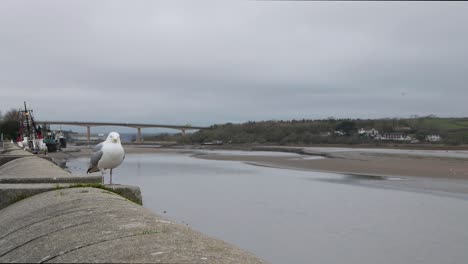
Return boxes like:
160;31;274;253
67;151;468;264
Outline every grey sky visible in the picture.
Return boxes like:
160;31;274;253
1;1;467;132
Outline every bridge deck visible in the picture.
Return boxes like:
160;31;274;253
37;121;207;130
36;121;208;143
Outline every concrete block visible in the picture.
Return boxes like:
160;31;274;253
0;188;264;264
0;184;142;210
0;156;72;179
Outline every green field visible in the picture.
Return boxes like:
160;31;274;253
411;118;468;131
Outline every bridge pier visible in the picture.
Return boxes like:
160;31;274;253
137;127;142;143
86;126;91;145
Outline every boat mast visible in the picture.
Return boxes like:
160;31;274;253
23;101;31;136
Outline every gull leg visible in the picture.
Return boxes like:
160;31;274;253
100;168;105;184
110;169;113;185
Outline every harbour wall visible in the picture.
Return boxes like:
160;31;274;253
0;142;264;263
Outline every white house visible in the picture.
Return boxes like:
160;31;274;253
426;135;441;142
334;130;346;136
358;128;379;138
378;133;412;141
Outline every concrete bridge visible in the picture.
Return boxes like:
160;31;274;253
37;121;208;143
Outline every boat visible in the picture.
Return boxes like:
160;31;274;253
17;102;43;152
16;102;66;153
43;127;66;152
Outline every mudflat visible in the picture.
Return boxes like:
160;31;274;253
196;149;468;180
52;144;468;180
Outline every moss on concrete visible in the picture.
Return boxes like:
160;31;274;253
64;183;143;205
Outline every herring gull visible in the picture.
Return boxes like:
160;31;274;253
87;132;125;184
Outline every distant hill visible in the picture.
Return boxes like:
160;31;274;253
145;117;468;146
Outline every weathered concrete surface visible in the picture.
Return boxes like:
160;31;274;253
0;183;70;210
0;156;72;179
0;143;100;184
0;143;33;157
0;175;102;184
0;149;100;184
0;142;33;167
0;141;141;211
0;155;28;168
0;183;142;210
0;188;265;263
105;184;143;205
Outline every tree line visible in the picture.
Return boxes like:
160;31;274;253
147;117;468;146
0;109;20;140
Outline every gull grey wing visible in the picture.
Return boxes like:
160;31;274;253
87;143;104;173
92;142;104;153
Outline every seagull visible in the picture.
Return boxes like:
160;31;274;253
87;132;125;184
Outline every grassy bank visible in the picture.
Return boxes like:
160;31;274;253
144;117;468;146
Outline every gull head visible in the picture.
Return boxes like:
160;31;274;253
106;132;121;144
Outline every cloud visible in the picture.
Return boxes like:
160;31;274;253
1;1;467;131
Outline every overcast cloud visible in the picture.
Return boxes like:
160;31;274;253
1;1;467;131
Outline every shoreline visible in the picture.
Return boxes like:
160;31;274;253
185;143;468;151
48;144;468;196
50;144;468;180
193;148;468;180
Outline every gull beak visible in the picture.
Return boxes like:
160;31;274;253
112;138;118;143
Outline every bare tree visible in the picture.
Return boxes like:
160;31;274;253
0;109;19;140
2;109;19;122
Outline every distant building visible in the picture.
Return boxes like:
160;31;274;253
377;133;412;141
426;135;441;142
358;128;379;138
334;130;346;136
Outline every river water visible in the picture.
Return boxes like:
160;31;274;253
67;151;468;264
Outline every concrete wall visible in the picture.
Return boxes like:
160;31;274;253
0;187;264;263
0;142;265;263
0;144;106;209
0;156;74;178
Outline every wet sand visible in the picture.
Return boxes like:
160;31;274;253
192;147;468;197
195;150;468;180
50;144;468;180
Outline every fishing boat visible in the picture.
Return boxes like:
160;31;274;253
16;102;66;153
16;102;44;152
